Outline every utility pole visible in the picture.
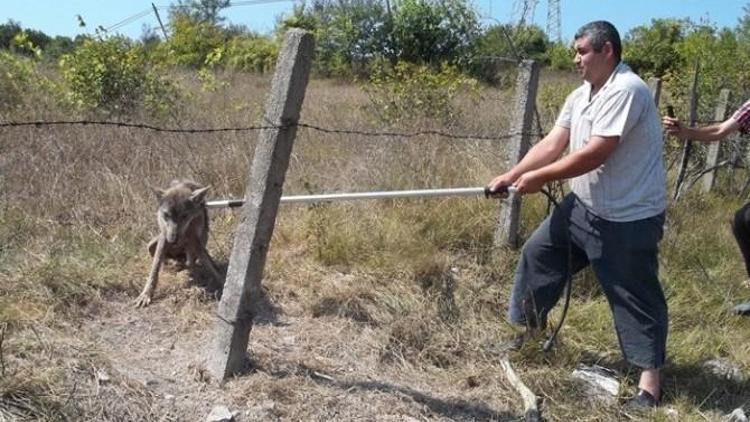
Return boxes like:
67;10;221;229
546;0;561;42
152;3;169;40
513;0;538;29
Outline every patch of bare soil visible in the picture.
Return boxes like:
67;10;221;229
69;279;522;421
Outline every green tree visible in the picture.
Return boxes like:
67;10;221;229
736;2;750;43
280;0;481;76
0;20;22;49
623;18;686;77
170;0;231;25
44;36;76;59
673;24;749;116
155;13;226;67
391;0;480;65
281;0;391;77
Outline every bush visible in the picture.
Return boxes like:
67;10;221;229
547;41;574;71
58;36;179;117
224;35;279;74
365;61;479;125
154;14;226;68
0;50;57;114
0;51;37;112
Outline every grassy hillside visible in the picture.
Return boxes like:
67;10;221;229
1;69;748;421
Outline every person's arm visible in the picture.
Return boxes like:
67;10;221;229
487;125;570;194
662;116;740;142
512;135;619;194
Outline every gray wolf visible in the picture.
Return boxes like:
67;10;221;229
135;179;223;307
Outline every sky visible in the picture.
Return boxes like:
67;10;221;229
4;0;749;42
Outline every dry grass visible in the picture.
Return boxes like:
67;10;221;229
1;68;749;421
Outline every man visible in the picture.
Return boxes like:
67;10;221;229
663;101;750;315
488;21;667;409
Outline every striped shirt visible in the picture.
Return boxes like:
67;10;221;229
732;100;750;133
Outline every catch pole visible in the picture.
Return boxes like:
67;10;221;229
206;186;517;208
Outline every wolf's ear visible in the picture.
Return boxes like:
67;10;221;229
190;186;210;204
151;187;166;202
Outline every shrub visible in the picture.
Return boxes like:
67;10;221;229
224;35;279;74
365;60;479;125
58;36;179;117
0;50;57;114
0;51;37;112
154;14;226;68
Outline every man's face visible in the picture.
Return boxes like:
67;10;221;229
573;36;611;85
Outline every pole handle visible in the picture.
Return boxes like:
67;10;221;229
484;185;517;198
666;105;675;118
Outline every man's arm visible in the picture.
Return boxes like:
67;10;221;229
487;125;570;193
663;116;740;142
512;135;619;194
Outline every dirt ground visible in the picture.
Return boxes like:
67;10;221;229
58;278;523;422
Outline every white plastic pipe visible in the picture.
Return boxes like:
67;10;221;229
206;186;517;208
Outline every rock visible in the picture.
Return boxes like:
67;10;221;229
206;405;234;422
246;400;275;419
725;408;748;422
704;358;747;382
571;364;619;403
96;370;111;384
664;407;679;420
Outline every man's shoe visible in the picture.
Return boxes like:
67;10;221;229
623;389;658;412
731;301;750;315
499;331;528;352
484;331;528;355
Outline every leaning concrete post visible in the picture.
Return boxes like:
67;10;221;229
702;89;730;193
494;60;540;249
207;29;314;381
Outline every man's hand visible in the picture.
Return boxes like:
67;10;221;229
513;170;545;194
486;172;516;198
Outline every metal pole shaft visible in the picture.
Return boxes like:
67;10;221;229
206;186;515;208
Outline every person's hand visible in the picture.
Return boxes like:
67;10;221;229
662;116;685;139
486;172;516;198
513;170;545;194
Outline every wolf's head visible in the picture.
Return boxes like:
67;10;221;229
153;182;210;243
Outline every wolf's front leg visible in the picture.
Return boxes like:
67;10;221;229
135;235;166;307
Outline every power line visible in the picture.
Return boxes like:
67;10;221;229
105;9;153;33
102;0;294;35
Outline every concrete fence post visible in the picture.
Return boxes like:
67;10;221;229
702;89;730;193
647;77;661;105
494;60;540;249
206;29;314;381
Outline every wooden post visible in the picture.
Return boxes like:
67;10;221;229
674;59;700;200
494;60;540;249
206;29;314;381
647;77;662;105
701;89;730;193
151;3;169;40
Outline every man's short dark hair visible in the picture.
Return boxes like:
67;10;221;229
574;20;622;61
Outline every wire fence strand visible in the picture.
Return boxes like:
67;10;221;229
0;119;547;141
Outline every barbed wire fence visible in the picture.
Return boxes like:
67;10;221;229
0;119;545;141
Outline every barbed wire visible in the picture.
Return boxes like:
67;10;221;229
0;119;546;141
